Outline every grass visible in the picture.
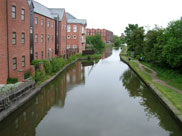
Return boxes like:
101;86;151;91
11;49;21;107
144;67;153;74
120;53;182;114
141;62;182;91
154;83;182;112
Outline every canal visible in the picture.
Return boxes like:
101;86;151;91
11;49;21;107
0;48;182;136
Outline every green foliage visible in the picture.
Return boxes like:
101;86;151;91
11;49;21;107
113;35;121;47
7;78;18;84
124;18;182;69
86;34;105;54
24;72;30;79
33;69;46;83
124;24;145;57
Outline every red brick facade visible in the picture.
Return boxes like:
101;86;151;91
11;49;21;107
33;14;55;60
59;12;67;57
0;0;8;84
66;24;86;53
86;28;113;43
7;0;30;79
0;0;87;84
0;0;30;84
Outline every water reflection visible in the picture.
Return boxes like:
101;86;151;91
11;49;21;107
0;48;182;136
0;62;85;136
121;69;182;136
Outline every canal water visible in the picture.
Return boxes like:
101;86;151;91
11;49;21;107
0;48;182;136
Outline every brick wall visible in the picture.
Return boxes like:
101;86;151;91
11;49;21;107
7;0;30;79
33;13;55;60
67;24;86;53
0;0;8;84
58;11;67;57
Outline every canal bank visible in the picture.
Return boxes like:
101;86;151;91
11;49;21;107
0;58;79;122
120;54;182;126
0;48;182;136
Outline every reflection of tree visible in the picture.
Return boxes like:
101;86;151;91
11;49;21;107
121;69;182;136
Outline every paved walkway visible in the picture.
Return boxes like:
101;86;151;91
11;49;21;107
134;60;182;94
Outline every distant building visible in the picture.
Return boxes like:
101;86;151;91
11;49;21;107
86;28;113;43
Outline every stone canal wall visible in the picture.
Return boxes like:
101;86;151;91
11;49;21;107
120;56;182;126
0;59;79;122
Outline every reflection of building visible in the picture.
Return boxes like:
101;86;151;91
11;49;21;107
102;47;113;59
0;62;85;136
66;62;85;91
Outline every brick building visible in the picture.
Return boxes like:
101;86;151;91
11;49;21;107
49;8;67;58
86;28;113;43
66;13;87;53
0;0;30;84
0;0;87;84
30;1;56;60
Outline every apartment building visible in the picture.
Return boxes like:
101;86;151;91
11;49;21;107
49;8;67;58
86;28;113;43
0;0;30;84
66;13;87;53
0;0;87;84
29;1;56;60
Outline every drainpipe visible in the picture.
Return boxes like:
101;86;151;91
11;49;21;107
6;0;10;79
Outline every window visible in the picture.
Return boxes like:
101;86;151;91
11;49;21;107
73;45;77;49
22;56;25;67
51;23;54;28
66;45;70;49
35;52;38;60
30;27;33;34
73;26;77;32
52;35;53;42
47;21;50;27
41;34;44;43
67;35;70;39
12;6;16;19
21;9;25;21
48;35;50;42
41;19;44;26
35;17;38;24
13;58;17;70
21;33;25;44
12;32;16;45
73;35;77;39
41;51;43;59
67;25;71;32
35;34;38;43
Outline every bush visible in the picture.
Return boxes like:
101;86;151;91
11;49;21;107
24;72;30;79
33;69;46;82
42;60;52;74
7;78;18;84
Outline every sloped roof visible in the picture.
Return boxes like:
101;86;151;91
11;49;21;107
66;12;76;20
33;1;54;19
66;12;87;26
67;19;87;25
49;8;65;21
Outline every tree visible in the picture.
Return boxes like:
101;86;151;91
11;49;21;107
162;19;182;68
124;24;145;57
86;34;105;54
113;35;121;47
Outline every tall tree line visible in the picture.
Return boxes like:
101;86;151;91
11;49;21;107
123;18;182;69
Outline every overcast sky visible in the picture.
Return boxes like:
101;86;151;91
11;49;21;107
36;0;182;35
